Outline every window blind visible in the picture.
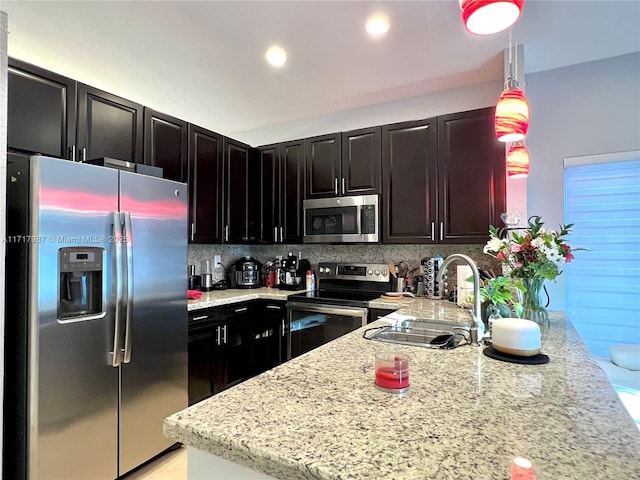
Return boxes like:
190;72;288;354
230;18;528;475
564;156;640;357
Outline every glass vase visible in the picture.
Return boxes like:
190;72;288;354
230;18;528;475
519;277;549;326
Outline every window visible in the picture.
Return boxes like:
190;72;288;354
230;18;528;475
564;152;640;357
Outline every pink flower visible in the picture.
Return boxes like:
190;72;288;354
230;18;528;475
511;244;522;253
565;252;575;263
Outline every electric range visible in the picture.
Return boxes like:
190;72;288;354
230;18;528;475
286;263;392;359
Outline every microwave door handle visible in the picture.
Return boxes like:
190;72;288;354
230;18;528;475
122;212;134;364
357;204;363;235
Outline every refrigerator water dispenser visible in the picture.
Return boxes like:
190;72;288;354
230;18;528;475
58;247;105;321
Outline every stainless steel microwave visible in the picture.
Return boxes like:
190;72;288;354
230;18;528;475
303;194;380;243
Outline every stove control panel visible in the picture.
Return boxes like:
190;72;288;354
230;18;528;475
317;262;390;283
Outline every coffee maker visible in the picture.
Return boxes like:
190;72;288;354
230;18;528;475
279;253;311;290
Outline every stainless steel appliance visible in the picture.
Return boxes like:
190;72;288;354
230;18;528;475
279;253;311;290
303;194;380;243
286;262;391;359
229;256;262;288
4;155;188;480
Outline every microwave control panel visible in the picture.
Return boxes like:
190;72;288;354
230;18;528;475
361;205;377;234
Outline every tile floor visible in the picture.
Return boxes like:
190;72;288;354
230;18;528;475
124;446;187;480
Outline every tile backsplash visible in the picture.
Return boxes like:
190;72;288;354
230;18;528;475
188;243;502;288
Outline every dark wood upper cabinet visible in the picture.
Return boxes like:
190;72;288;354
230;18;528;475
382;119;438;244
7;58;77;159
341;126;382;196
223;138;259;243
188;125;224;244
437;107;506;244
144;108;188;182
259;140;304;243
76;84;143;163
304;133;342;199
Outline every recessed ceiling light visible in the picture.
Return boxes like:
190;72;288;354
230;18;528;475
366;14;390;37
265;46;287;68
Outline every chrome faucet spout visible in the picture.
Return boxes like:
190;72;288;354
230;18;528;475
436;254;485;345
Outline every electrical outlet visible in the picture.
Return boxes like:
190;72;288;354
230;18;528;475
214;255;221;266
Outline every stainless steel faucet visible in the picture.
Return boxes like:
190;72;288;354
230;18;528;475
436;254;485;345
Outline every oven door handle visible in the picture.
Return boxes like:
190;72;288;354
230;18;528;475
286;302;368;318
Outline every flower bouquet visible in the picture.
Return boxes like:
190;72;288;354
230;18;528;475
483;215;579;324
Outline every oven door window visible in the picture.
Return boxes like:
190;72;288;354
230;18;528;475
289;308;365;359
306;206;358;235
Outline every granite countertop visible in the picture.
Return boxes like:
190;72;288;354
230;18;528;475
188;287;298;311
165;310;640;479
189;287;465;316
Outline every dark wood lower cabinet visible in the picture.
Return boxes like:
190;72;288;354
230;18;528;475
188;301;286;405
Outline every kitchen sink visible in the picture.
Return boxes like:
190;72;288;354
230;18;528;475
365;319;470;349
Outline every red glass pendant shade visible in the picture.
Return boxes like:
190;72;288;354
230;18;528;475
506;142;530;178
459;0;525;35
495;87;530;142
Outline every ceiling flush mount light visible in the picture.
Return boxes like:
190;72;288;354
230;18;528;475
495;27;530;142
459;0;525;35
506;141;530;178
265;46;287;68
365;14;390;37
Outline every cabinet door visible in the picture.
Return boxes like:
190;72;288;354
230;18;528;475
382;119;438;244
223;139;259;243
143;108;188;182
189;125;224;244
188;327;214;405
342;126;382;196
259;144;279;243
77;84;143;163
254;301;286;372
304;133;342;199
280;140;305;242
7;59;77;159
437;108;506;244
216;304;254;393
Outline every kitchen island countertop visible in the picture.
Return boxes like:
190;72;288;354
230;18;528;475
165;309;640;479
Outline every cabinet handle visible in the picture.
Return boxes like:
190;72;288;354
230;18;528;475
191;315;209;321
279;227;284;243
334;178;338;195
222;324;228;344
281;319;286;337
80;147;87;162
191;223;195;242
69;145;77;162
440;222;444;241
234;307;248;313
266;305;281;310
274;227;278;243
430;222;435;242
224;225;229;242
342;177;346;195
216;326;221;346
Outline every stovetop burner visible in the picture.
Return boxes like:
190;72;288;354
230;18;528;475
287;289;384;308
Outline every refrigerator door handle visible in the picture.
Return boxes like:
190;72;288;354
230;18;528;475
123;212;134;363
111;212;124;367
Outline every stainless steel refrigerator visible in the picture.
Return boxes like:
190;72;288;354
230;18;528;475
4;154;188;479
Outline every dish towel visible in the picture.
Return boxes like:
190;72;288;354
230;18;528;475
188;290;203;300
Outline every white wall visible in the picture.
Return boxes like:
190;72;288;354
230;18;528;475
1;10;7;480
525;52;640;310
232;79;502;146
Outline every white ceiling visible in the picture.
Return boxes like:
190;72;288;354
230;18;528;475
3;1;640;141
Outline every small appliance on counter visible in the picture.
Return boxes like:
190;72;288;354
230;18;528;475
278;252;311;290
188;264;201;290
228;256;263;289
200;260;214;291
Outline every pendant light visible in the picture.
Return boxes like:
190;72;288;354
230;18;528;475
506;141;530;178
459;0;525;35
495;27;530;142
